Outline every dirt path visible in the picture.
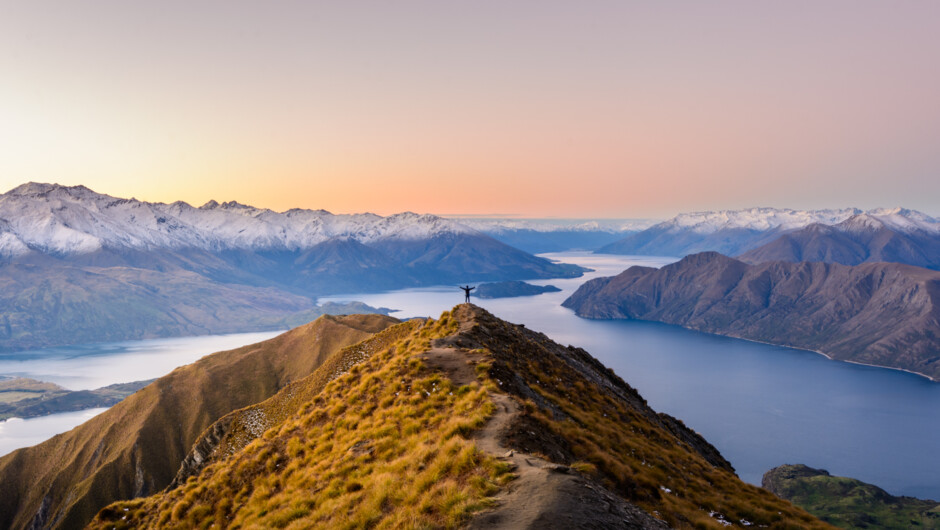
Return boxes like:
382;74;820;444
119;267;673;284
421;336;668;529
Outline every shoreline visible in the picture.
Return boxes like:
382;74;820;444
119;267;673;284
687;326;938;383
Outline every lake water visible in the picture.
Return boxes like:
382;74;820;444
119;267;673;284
0;330;281;457
0;408;109;456
2;252;939;500
321;252;940;500
0;331;283;390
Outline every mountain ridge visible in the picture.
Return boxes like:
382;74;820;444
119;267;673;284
563;252;940;380
0;313;400;530
0;183;584;351
597;207;937;257
85;305;825;529
739;212;940;270
0;182;476;257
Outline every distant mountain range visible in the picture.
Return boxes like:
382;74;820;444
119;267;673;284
597;207;939;262
563;252;940;380
456;217;655;253
0;183;584;351
740;210;940;270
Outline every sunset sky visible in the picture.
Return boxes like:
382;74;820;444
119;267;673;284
1;1;938;218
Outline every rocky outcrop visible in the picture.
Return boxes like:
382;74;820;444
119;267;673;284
564;252;940;380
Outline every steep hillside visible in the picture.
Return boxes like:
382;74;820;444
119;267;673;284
0;183;583;351
563;252;940;380
763;464;940;529
739;212;940;270
0;313;398;530
91;305;825;529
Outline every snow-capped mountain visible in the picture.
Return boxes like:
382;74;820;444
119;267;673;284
0;183;475;257
0;183;585;352
656;207;862;234
456;217;655;234
839;208;940;235
453;217;657;253
596;206;938;258
739;209;940;270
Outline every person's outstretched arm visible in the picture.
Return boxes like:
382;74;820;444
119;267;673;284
469;287;475;291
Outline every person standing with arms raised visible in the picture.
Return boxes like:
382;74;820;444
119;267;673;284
460;285;475;303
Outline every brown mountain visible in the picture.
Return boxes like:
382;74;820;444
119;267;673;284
0;313;398;530
563;252;940;380
89;305;825;529
739;214;940;270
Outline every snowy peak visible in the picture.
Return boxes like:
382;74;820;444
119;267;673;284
456;217;656;234
0;183;474;256
660;207;863;234
863;208;939;234
654;207;939;236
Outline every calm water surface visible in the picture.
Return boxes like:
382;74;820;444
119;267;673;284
0;330;281;456
0;330;282;390
322;252;940;500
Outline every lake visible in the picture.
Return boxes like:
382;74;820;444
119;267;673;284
0;330;282;456
0;330;283;390
321;252;940;500
2;251;938;500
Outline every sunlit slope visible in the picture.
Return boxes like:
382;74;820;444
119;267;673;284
93;306;826;529
0;313;398;530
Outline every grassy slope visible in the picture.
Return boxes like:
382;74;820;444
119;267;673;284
456;305;827;529
0;313;398;530
91;314;511;529
92;306;826;529
764;464;940;529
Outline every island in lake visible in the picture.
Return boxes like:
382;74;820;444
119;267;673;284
473;280;561;299
0;377;152;420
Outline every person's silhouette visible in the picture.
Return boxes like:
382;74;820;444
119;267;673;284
460;285;475;303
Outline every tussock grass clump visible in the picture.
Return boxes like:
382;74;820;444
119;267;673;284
463;308;830;529
90;312;510;529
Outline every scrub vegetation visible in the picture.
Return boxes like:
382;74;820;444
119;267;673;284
91;313;513;529
91;306;827;529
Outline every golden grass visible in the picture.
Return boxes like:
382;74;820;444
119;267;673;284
0;314;397;530
462;308;831;529
90;311;512;529
91;306;830;529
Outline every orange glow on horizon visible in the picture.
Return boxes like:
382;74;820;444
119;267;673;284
0;2;937;218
